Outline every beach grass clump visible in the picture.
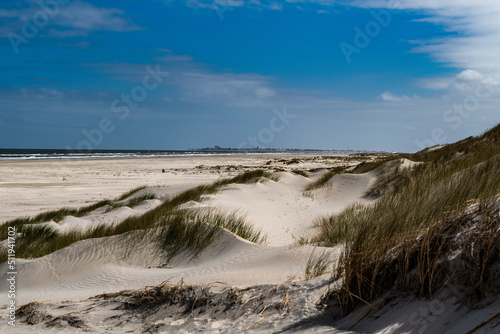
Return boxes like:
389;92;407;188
115;186;149;201
199;209;266;244
0;189;158;238
302;191;314;200
12;224;115;260
314;203;368;245
158;212;222;260
157;208;266;260
105;194;158;213
351;153;408;175
224;169;277;184
316;123;500;314
19;224;59;244
362;161;414;199
304;167;346;191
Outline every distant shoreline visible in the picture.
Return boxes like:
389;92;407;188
0;148;377;161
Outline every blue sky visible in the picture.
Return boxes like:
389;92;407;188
1;0;500;152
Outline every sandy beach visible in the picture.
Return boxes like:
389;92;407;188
0;154;373;332
0;154;498;333
0;155;362;224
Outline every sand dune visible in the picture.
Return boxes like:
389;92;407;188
1;165;363;305
1;155;497;333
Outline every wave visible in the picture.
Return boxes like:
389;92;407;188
0;149;348;161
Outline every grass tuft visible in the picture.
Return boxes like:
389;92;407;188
304;167;346;191
115;186;148;201
305;248;333;280
157;208;266;261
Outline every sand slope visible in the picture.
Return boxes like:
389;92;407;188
1;170;369;306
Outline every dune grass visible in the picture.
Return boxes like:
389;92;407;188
158;208;266;261
115;186;149;201
304;167;346;191
112;169;276;235
316;123;500;314
292;169;309;177
351;154;405;174
305;248;333;280
0;170;274;262
0;187;157;239
9;224;115;260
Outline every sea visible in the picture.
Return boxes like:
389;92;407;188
0;148;360;161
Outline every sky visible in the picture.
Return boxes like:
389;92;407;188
1;0;500;152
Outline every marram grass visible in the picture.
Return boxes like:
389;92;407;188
315;123;500;314
0;170;273;261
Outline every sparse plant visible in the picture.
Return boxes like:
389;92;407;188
305;248;333;280
302;191;314;200
296;236;311;245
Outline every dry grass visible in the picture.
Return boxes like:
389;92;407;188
316;123;500;314
123;280;237;312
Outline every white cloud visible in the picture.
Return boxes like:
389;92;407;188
0;0;138;37
380;91;414;102
55;2;138;32
173;0;500;85
415;77;452;90
416;70;500;96
183;0;282;10
349;1;500;75
255;87;276;98
177;71;277;105
456;69;484;82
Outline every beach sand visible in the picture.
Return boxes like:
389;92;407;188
0;155;361;224
0;155;497;333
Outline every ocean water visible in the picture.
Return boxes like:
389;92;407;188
0;148;352;161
